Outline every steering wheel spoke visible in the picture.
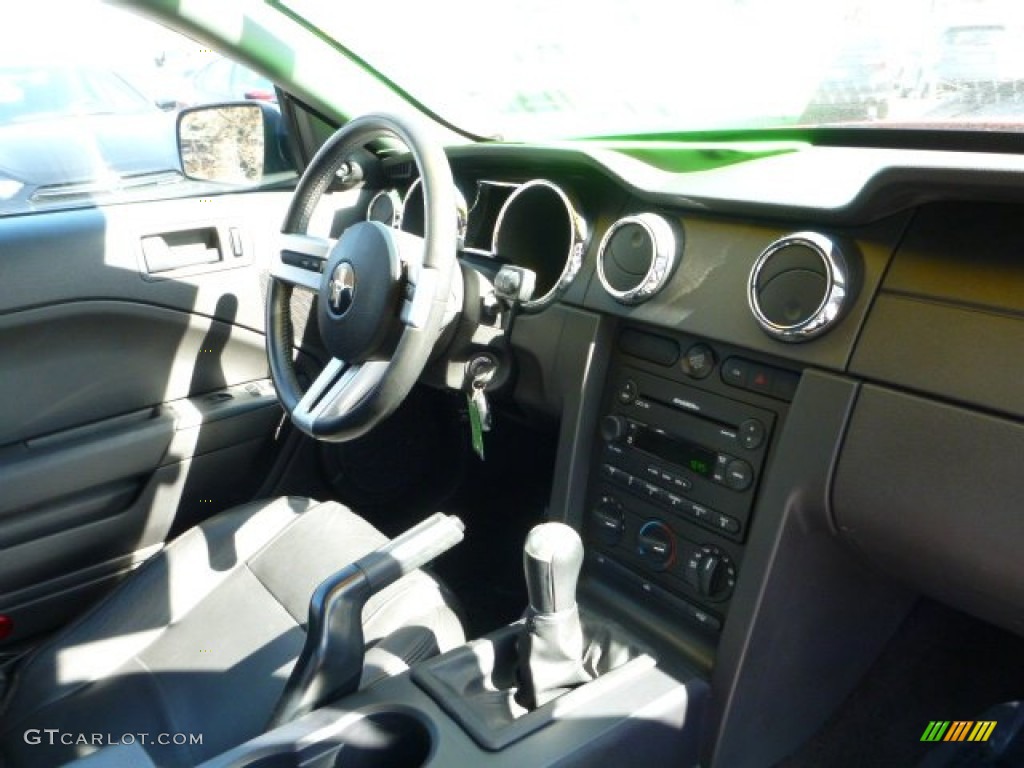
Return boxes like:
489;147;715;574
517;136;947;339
292;358;390;438
387;228;436;329
271;233;335;291
401;265;443;329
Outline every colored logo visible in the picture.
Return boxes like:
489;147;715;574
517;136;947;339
921;721;997;742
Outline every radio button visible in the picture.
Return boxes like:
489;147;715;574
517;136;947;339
602;464;630;486
655;473;688;489
739;418;766;450
716;513;741;535
721;357;750;388
748;365;775;394
605;443;625;460
617;379;638;404
713;454;729;483
689;502;712;522
665;492;686;511
725;459;754;491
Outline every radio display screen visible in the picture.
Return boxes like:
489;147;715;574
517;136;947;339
633;428;717;477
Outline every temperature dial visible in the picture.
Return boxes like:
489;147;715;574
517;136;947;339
637;520;675;571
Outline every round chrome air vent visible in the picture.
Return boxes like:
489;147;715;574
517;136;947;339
748;231;848;342
597;213;679;304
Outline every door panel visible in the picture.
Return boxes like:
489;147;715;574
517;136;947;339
0;301;270;445
0;191;296;649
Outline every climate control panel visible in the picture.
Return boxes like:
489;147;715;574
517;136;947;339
590;495;737;603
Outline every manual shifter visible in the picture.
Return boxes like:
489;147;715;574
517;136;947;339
516;522;593;708
413;519;645;749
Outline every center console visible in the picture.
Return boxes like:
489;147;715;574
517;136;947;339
584;326;797;637
186;514;706;768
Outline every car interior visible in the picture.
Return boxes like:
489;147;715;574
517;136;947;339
2;2;1024;767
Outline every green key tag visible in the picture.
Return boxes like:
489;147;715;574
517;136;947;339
467;391;485;461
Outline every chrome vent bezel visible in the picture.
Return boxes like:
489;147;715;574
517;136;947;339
596;212;679;305
747;231;848;342
491;179;587;313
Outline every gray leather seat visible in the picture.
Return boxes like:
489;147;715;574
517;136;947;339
0;497;465;767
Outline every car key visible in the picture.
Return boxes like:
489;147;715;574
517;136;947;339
466;356;496;460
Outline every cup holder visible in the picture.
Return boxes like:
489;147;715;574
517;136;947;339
230;709;432;768
332;711;431;768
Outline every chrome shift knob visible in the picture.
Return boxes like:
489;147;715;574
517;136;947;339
523;522;584;615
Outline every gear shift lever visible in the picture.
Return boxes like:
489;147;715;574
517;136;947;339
413;520;646;747
524;522;584;614
517;522;592;709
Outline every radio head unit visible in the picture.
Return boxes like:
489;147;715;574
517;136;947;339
586;360;785;635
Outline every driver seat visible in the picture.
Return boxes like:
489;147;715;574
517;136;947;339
0;496;466;767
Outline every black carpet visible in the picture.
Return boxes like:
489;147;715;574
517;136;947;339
321;387;557;640
429;407;557;639
781;600;1024;768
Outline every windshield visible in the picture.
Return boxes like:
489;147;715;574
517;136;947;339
282;0;1024;140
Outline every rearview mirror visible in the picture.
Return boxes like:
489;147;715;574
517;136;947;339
177;103;278;184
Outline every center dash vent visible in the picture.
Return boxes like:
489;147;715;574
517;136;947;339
597;213;680;304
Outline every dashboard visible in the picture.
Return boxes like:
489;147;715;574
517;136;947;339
357;139;1024;766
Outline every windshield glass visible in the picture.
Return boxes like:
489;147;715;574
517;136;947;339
282;0;1024;140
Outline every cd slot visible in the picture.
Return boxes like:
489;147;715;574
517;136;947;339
645;394;736;434
625;368;764;429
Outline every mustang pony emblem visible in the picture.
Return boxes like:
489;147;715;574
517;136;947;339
328;262;356;315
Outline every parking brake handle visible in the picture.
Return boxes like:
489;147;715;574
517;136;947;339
268;512;465;729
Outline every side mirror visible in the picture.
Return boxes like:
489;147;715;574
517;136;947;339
176;102;293;184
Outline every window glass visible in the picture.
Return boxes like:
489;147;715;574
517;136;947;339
287;0;1024;139
0;1;292;217
193;59;234;101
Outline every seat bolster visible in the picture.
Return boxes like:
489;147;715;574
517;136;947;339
247;501;388;624
0;497;467;768
0;496;316;730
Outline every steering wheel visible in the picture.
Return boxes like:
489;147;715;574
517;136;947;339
266;113;458;442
